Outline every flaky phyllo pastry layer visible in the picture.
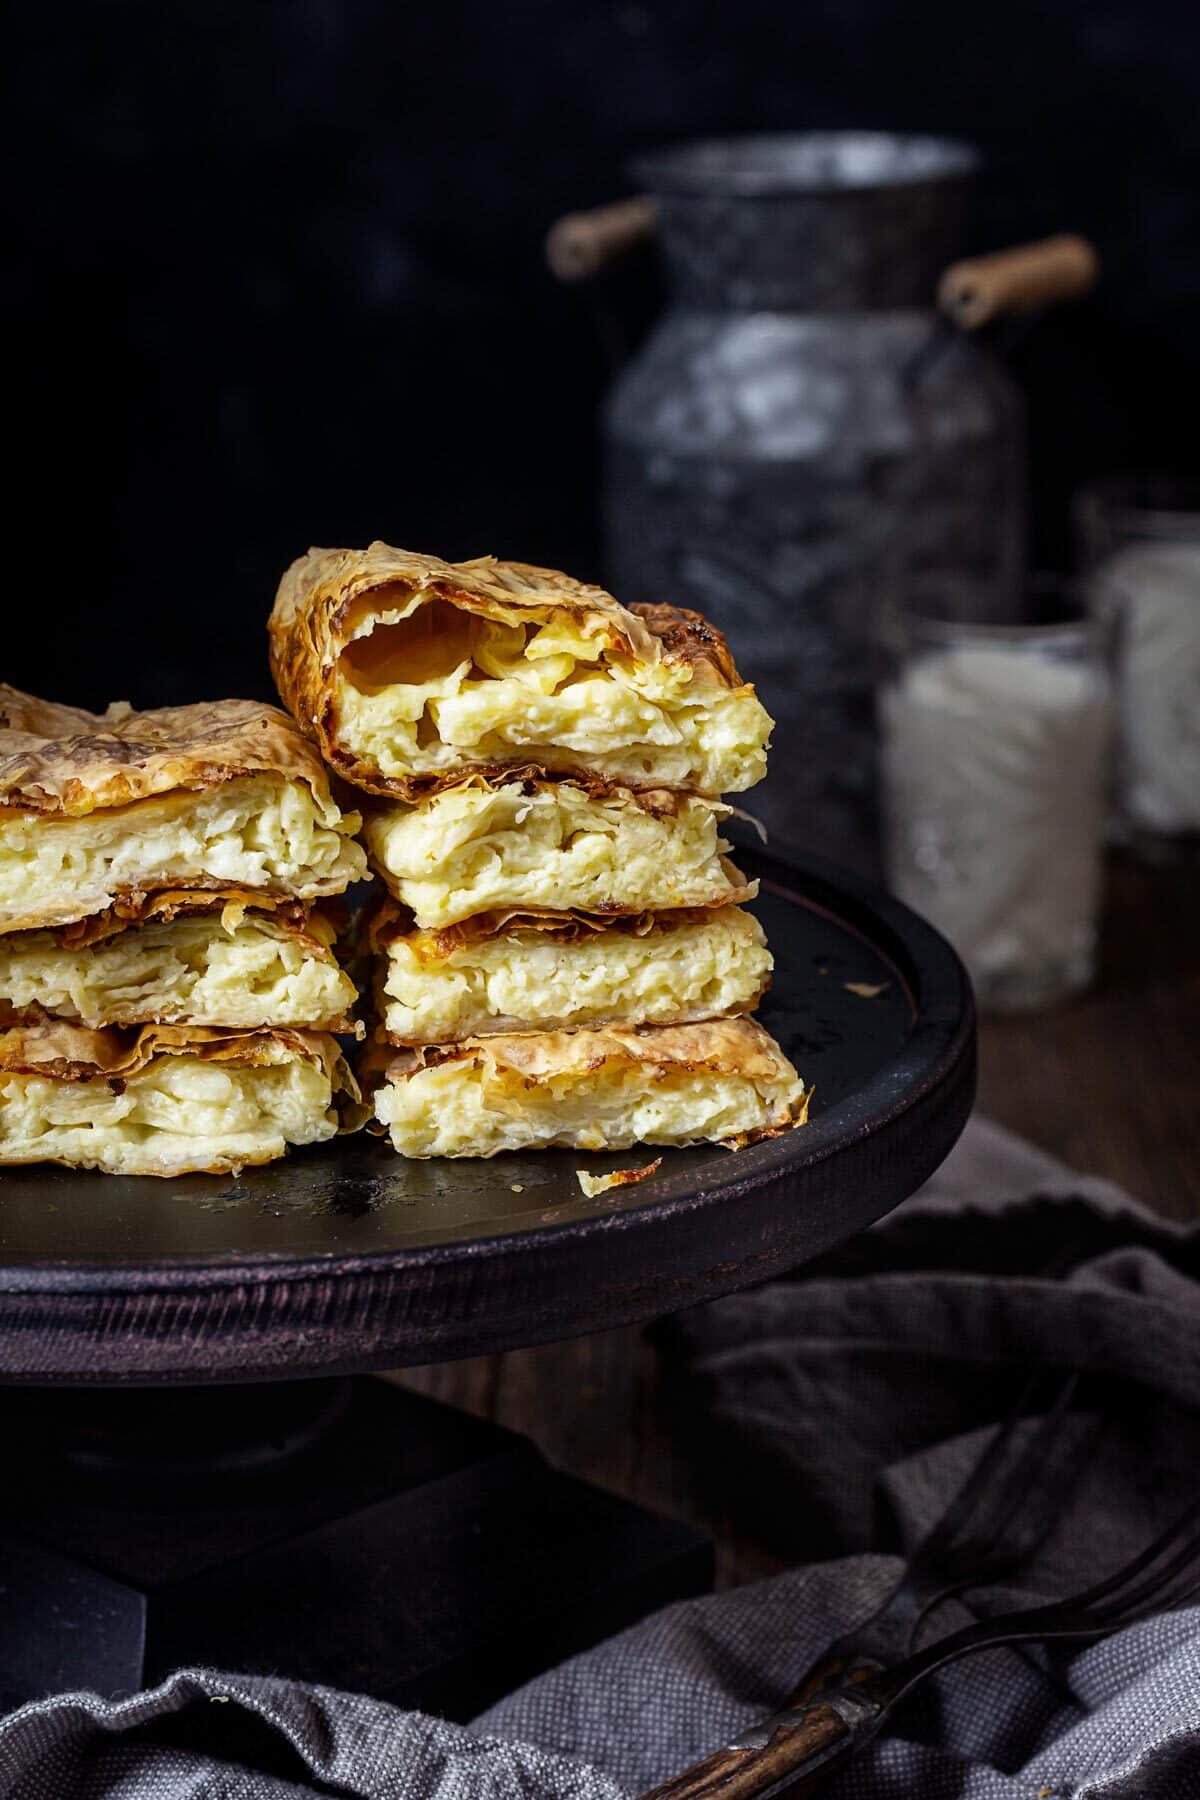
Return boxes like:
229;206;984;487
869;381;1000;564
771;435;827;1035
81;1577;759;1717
369;898;771;1043
0;897;357;1032
0;1022;362;1176
365;1018;809;1159
0;686;367;931
363;779;754;930
269;543;772;799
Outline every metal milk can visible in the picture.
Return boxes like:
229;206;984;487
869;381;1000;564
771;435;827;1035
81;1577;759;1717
549;133;1096;870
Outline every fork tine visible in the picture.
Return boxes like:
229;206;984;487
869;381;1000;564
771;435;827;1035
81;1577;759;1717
981;1502;1200;1643
954;1373;1087;1561
916;1228;1098;1576
916;1369;1078;1567
1079;1506;1200;1628
881;1506;1200;1725
1097;1556;1200;1632
903;1375;1100;1668
1060;1498;1200;1617
784;1367;1090;1707
913;1370;1083;1586
909;1385;1100;1636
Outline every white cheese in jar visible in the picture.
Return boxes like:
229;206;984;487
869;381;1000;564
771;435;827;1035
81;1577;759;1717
1093;542;1200;834
880;642;1113;994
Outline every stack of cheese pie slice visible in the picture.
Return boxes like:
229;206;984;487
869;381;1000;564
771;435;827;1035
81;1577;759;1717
270;543;809;1159
0;686;368;1175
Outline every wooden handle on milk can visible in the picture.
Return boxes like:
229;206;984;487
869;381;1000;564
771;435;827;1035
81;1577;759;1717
937;234;1099;328
546;196;658;281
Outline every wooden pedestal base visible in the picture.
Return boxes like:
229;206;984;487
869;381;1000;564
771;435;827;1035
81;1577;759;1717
0;1376;711;1718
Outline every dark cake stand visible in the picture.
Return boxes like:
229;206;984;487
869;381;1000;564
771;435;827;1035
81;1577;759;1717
0;846;975;1718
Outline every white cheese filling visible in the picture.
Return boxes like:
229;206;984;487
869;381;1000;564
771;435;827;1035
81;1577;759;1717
335;606;770;795
0;912;357;1030
381;906;770;1041
0;1055;338;1176
0;776;368;930
373;1056;802;1159
364;782;748;930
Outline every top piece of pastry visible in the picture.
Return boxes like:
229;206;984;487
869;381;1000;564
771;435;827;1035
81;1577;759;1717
269;543;772;799
0;687;368;932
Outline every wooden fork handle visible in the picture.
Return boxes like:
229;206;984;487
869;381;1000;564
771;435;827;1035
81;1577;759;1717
639;1696;868;1800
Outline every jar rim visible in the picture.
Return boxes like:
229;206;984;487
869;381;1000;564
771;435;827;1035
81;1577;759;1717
903;615;1096;647
1074;473;1200;538
883;583;1099;650
632;131;979;198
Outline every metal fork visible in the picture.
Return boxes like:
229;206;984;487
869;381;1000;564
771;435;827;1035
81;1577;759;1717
790;1367;1099;1700
642;1496;1200;1800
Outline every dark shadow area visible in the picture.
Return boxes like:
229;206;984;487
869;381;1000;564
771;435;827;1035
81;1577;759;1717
7;0;1198;704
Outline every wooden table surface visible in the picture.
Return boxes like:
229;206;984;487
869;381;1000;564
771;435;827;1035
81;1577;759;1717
402;854;1200;1587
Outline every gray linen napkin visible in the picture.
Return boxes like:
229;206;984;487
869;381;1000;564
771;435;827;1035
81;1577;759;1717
3;1118;1200;1800
651;1115;1200;1573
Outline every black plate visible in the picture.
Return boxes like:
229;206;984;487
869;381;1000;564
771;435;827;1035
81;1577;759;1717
0;848;975;1384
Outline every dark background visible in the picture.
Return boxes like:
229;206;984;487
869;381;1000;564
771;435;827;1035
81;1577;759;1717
7;0;1199;709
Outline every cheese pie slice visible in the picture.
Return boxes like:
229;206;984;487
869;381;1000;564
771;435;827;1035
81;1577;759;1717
368;897;771;1044
365;1017;808;1159
0;892;358;1032
0;687;368;932
363;779;754;931
269;542;773;799
0;1021;362;1176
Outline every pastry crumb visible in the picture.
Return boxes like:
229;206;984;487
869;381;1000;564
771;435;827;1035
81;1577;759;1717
576;1157;664;1197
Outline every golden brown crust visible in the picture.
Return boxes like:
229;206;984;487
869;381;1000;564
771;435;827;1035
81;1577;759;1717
362;1018;809;1149
365;1016;797;1087
40;888;315;949
629;602;741;687
268;543;753;800
0;686;343;820
419;774;699;817
362;891;756;960
0;875;349;942
391;763;702;807
0;1019;356;1088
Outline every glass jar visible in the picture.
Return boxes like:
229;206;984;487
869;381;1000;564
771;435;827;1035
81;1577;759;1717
1075;475;1200;863
878;596;1114;1009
